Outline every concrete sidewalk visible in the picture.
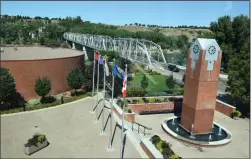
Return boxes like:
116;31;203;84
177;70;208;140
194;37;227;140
1;96;141;158
135;112;249;158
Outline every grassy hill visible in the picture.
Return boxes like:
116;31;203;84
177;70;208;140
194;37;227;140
119;26;212;41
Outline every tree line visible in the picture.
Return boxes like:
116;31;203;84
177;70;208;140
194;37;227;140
1;15;189;50
125;23;208;29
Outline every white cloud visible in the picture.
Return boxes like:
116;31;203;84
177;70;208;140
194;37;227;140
224;1;233;12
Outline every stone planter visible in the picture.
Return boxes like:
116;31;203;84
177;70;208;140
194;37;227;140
113;102;136;122
128;102;174;114
140;138;163;159
24;139;49;155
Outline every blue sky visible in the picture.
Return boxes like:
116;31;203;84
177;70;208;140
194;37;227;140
2;1;249;27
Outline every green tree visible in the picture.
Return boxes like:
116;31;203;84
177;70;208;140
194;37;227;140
166;75;175;89
83;63;94;91
34;77;51;101
141;75;149;89
67;68;84;94
226;41;250;108
0;67;16;104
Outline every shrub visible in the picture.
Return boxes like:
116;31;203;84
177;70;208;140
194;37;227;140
164;98;169;102
151;135;161;145
127;87;147;97
156;140;164;153
67;68;84;94
162;147;172;156
40;96;56;104
141;75;149;89
149;97;155;103
34;77;51;102
28;99;40;105
169;154;180;159
126;107;132;113
166;75;175;89
25;134;46;147
156;98;163;103
232;110;242;118
137;98;144;104
0;67;16;104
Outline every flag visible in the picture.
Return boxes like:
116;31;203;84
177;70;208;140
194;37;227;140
103;56;110;76
122;74;127;98
112;64;125;79
94;51;99;61
98;55;104;65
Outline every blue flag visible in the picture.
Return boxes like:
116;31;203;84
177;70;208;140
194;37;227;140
113;64;125;79
98;55;104;65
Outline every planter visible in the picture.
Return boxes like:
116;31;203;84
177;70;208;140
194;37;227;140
24;139;49;155
140;138;163;159
113;102;136;122
128;103;174;114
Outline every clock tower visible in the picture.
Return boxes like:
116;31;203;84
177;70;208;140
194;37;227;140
180;38;222;134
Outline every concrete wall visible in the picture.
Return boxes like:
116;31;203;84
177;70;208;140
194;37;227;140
128;103;174;114
113;108;135;122
215;100;236;116
1;55;84;100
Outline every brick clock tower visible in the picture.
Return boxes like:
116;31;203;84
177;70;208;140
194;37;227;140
180;38;222;134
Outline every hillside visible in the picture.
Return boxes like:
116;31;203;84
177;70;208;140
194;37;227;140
119;26;212;41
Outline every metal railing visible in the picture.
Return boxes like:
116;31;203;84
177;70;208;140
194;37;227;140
131;121;152;136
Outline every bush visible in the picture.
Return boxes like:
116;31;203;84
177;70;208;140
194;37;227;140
127;87;147;97
28;99;40;105
126;107;132;113
67;68;84;94
34;77;51;102
232;110;242;118
149;97;155;103
0;67;16;104
141;75;149;89
164;98;169;102
156;140;164;153
166;75;175;89
156;98;163;103
40;96;56;104
137;98;144;104
150;135;161;145
169;154;180;159
25;134;46;147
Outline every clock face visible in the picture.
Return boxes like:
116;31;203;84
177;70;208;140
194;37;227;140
208;46;216;55
193;45;200;54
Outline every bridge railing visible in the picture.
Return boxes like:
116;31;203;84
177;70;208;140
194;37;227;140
63;32;167;68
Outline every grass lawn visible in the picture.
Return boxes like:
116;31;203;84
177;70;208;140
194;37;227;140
129;74;180;92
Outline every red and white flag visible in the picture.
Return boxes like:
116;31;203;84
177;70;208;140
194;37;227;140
122;74;127;98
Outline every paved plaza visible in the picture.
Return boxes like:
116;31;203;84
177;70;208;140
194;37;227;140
1;97;141;158
135;112;250;158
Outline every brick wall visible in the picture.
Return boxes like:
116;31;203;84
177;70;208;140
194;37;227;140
112;108;135;122
1;55;84;100
215;100;236;116
140;142;155;159
128;103;174;114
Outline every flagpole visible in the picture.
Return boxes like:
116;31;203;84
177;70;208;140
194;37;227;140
95;54;100;123
101;55;106;134
91;51;96;113
108;58;115;149
120;64;127;159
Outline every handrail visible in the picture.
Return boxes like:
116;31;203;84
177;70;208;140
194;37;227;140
131;121;152;136
132;121;152;130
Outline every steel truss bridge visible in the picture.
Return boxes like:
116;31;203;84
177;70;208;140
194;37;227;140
63;32;167;69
